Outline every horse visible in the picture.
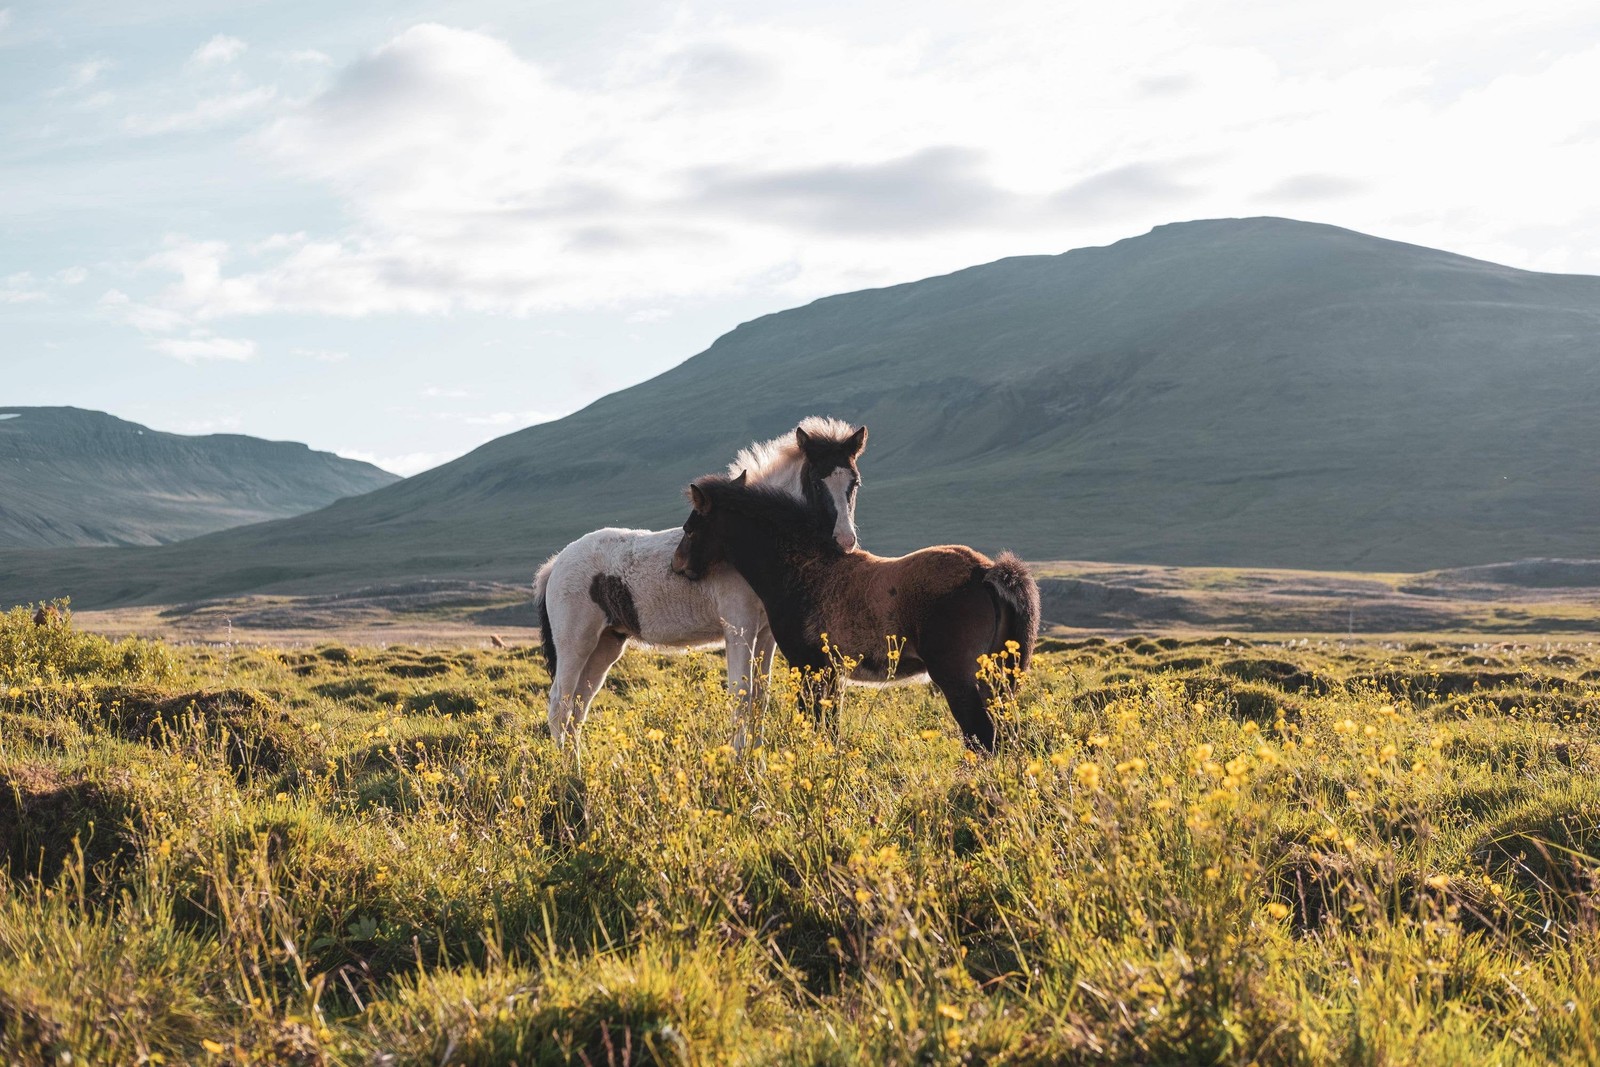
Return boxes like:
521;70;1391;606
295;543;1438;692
534;418;868;750
671;472;1039;752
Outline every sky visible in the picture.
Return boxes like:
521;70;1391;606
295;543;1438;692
4;0;1600;475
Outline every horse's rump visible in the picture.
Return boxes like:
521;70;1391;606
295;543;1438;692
983;551;1040;669
811;544;991;668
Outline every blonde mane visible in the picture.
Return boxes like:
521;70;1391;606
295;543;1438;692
727;416;856;498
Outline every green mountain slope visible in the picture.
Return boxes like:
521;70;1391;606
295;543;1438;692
4;217;1599;608
0;407;399;548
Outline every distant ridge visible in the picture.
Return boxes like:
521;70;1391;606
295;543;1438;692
0;406;399;548
3;217;1599;608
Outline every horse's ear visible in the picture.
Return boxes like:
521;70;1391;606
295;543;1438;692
847;425;868;456
689;482;712;513
732;469;748;487
794;426;812;452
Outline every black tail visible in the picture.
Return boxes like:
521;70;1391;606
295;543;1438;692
534;556;557;678
985;552;1040;670
539;596;557;678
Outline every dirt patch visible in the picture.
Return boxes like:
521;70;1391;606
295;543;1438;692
383;660;454;679
0;762;136;881
1472;793;1600;905
89;685;301;774
1217;658;1325;693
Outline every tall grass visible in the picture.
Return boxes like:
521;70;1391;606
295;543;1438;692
3;610;1598;1064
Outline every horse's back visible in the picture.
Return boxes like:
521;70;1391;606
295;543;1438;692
850;543;991;593
544;526;750;645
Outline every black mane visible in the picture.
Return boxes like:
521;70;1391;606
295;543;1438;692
697;474;837;550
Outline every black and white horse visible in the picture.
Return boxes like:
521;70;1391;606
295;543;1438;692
535;418;867;749
673;472;1038;751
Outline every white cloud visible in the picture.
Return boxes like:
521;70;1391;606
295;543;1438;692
47;56;114;107
54;266;88;285
190;34;246;68
284;49;333;66
63;57;111;90
95;5;1600;345
125;85;277;134
336;449;448;476
99;288;190;332
1;272;45;304
150;332;256;363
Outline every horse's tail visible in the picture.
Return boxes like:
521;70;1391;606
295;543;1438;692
985;552;1040;670
534;555;558;678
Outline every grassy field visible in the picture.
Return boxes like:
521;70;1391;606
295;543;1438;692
4;604;1600;1064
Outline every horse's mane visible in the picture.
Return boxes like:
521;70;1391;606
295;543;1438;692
727;415;857;495
696;473;830;547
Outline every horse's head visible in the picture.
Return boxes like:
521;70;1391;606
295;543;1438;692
672;472;743;580
796;423;867;552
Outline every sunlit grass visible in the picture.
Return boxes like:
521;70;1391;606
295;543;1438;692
3;602;1599;1064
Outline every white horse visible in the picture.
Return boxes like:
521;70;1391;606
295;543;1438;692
535;417;867;749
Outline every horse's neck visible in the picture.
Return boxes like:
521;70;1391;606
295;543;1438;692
722;521;795;603
723;516;826;647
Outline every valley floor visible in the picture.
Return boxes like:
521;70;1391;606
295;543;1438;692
4;606;1600;1064
60;558;1600;649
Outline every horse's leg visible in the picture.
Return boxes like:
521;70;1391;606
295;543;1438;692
919;584;1001;753
752;622;776;706
570;629;628;733
928;671;996;753
547;598;608;749
723;622;756;753
793;661;840;736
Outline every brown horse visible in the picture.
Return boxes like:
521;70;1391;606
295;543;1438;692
672;473;1038;751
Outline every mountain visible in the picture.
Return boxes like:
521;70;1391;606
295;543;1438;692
4;217;1600;609
0;407;399;548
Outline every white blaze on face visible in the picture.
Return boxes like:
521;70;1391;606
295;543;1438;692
822;468;858;550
